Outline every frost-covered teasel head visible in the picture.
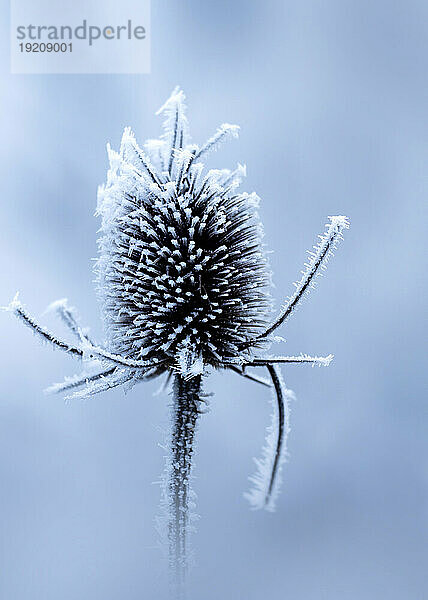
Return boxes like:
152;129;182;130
7;87;348;397
96;88;271;379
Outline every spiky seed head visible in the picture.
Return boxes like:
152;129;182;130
96;88;271;379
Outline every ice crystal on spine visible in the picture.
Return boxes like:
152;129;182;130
5;88;349;597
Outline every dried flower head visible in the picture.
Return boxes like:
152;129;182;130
96;88;271;379
5;88;349;597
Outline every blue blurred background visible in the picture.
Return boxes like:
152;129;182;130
1;1;427;598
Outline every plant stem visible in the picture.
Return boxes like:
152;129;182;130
168;374;201;598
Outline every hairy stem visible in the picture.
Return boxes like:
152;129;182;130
168;374;201;598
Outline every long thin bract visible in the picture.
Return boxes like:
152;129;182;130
245;365;293;511
255;216;349;341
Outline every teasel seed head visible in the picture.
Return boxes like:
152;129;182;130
96;88;272;379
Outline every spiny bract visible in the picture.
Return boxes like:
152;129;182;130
96;87;271;379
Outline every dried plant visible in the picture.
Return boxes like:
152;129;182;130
5;88;349;598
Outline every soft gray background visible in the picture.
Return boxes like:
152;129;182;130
0;1;426;599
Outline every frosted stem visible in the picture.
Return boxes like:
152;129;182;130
168;374;201;598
